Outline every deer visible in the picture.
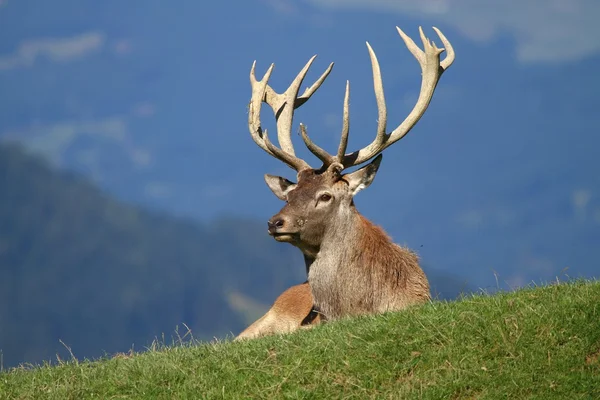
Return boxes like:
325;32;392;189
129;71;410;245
235;26;454;340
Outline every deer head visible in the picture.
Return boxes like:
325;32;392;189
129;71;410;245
248;26;455;258
263;159;381;257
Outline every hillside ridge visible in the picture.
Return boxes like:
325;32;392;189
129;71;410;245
2;280;598;398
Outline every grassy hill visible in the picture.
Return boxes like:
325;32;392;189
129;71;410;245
2;280;598;399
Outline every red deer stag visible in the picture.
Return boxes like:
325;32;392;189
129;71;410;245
236;26;454;340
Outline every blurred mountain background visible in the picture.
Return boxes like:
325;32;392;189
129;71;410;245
1;0;598;368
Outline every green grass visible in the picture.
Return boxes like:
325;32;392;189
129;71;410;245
2;281;599;399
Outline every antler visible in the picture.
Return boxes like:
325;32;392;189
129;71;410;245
248;56;334;172
301;26;455;170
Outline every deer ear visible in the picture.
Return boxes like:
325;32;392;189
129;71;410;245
343;154;383;196
264;174;297;201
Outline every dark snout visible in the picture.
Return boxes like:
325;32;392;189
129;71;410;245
267;217;285;235
267;214;297;242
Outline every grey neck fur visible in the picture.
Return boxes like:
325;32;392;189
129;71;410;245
303;206;430;320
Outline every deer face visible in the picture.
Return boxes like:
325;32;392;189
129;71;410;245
265;155;382;254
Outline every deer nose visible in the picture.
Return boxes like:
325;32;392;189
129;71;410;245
267;218;285;234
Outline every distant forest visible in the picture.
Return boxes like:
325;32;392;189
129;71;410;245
0;143;470;369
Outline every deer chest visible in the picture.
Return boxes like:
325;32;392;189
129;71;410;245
308;259;372;320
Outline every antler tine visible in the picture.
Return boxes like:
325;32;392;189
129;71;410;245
271;56;316;155
300;124;334;166
261;128;311;171
249;61;311;171
264;56;334;156
249;56;335;172
366;42;387;152
293;62;337;167
298;62;334;104
248;61;275;156
300;80;352;168
340;26;454;168
336;80;351;161
432;26;455;70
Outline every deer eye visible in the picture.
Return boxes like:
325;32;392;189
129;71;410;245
319;193;332;202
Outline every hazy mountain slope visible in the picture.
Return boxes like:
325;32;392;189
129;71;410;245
0;143;304;368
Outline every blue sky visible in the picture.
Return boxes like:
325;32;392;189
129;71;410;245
0;0;599;289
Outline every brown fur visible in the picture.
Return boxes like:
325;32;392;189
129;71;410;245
267;161;431;321
235;282;321;341
308;213;430;320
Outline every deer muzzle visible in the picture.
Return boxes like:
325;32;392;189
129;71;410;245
267;214;298;242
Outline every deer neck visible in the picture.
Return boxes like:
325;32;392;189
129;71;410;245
307;207;363;271
304;207;369;319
